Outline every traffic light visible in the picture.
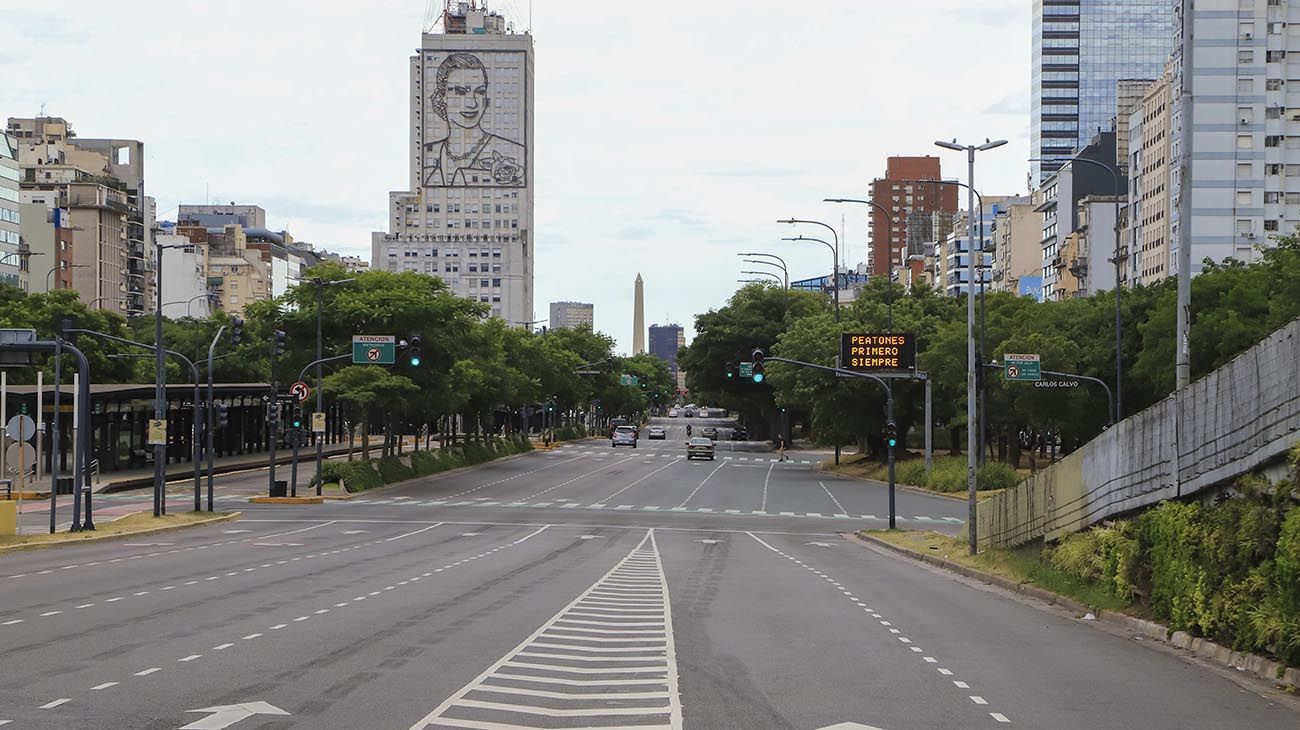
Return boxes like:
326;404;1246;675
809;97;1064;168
886;421;898;449
726;363;735;379
216;403;229;428
751;348;766;383
230;317;244;346
406;335;423;366
272;329;286;357
292;406;303;429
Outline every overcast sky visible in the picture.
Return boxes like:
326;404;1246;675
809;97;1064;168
2;1;1031;354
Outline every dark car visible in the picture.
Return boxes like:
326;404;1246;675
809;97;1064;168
730;426;749;440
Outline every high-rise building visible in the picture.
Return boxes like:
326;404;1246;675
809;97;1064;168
632;273;645;355
1037;132;1124;300
649;323;685;380
372;1;534;324
1125;65;1173;287
1030;0;1172;183
990;197;1042;297
7;116;152;315
1170;0;1300;273
549;301;593;330
0;133;21;290
868;157;957;278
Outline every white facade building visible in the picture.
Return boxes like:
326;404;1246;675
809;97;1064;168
156;230;211;319
1172;0;1300;271
373;3;535;324
0;133;21;290
549;301;593;330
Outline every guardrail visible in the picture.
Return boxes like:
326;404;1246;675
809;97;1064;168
976;315;1300;550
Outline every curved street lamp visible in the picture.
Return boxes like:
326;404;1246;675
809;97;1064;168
781;235;838;318
739;258;788;288
777;218;840;321
824;197;907;328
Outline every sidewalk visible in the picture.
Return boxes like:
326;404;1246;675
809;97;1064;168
96;442;357;493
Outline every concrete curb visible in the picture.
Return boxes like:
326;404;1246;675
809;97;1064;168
248;496;325;505
0;511;241;555
851;531;1300;691
336;447;541;497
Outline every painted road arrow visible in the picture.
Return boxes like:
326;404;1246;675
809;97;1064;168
180;701;289;729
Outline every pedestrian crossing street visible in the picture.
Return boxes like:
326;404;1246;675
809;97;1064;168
332;496;963;525
549;444;816;465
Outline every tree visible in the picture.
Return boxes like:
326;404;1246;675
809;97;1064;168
321;366;419;460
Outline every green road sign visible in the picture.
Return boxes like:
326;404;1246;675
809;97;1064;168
739;362;754;378
1004;353;1042;382
352;335;396;364
619;374;640;387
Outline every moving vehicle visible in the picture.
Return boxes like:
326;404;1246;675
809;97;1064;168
686;436;715;460
700;426;718;439
647;425;666;440
608;417;629;438
668;409;679;418
683;407;697;418
730;426;749;440
611;425;638;448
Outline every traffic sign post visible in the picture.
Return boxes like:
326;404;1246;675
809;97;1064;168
1003;353;1042;382
311;412;326;433
289;381;311;402
351;335;396;365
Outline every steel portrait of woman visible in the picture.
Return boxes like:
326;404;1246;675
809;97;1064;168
422;52;526;187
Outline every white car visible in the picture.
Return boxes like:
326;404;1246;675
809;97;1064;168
668;409;679;417
611;426;638;448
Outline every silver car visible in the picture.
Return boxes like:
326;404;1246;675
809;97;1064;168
611;426;638;448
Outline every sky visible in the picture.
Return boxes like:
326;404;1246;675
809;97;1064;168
1;1;1031;354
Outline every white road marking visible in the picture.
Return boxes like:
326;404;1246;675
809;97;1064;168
819;481;848;515
213;643;234;650
954;681;970;689
761;462;774;512
39;611;62;617
385;523;445;542
180;654;202;662
39;698;71;709
90;682;118;691
134;667;161;676
991;712;1011;723
970;696;988;705
676;460;728;508
406;529;682;730
599;458;683;503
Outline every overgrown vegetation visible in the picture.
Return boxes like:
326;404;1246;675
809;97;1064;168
320;436;535;493
1045;447;1300;667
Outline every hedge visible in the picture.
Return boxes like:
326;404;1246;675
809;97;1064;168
892;456;1017;493
322;436;535;493
1046;447;1300;667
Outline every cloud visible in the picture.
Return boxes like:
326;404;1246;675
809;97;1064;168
705;167;807;179
982;94;1031;116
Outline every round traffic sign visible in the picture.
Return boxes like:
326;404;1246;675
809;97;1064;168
5;414;36;442
4;442;36;473
289;381;311;402
1007;365;1019;379
367;347;382;361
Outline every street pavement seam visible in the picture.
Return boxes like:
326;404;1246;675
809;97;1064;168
18;524;555;721
746;532;1014;726
405;528;683;730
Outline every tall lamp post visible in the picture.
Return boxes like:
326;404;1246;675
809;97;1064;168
1029;155;1124;423
738;253;785;287
308;277;355;496
151;241;195;516
777;218;840;321
934;137;1007;555
0;250;45;292
740;270;784;287
781;236;839;319
45;263;88;291
823;197;902;327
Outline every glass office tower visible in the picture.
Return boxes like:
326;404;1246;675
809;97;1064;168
1031;0;1173;183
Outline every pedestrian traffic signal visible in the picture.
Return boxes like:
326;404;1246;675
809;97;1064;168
272;329;286;357
215;403;229;428
886;421;898;449
751;348;766;383
230;317;244;346
406;335;423;366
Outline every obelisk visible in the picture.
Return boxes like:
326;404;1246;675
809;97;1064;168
633;273;646;355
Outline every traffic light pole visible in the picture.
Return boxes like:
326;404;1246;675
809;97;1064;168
206;325;226;513
293;354;348;497
765;355;897;528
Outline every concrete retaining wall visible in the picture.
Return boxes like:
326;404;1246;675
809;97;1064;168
978;316;1300;549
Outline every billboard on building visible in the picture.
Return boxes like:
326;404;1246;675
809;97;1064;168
418;50;527;188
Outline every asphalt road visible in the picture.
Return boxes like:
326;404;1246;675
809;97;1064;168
2;416;1296;729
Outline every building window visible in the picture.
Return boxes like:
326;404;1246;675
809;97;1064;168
1267;50;1287;63
1239;78;1254;93
1236;219;1253;234
1267;163;1283;175
492;278;501;287
1238;163;1253;177
1265;219;1280;231
480;279;489;287
1237;191;1252;206
1265;191;1281;203
1261;135;1278;147
1267;78;1284;91
1245;135;1260;148
1240;50;1255;64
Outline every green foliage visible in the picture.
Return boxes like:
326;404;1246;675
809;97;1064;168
377;456;414;483
1044;455;1300;666
321;460;383;492
410;449;445;476
895;460;929;488
976;461;1019;491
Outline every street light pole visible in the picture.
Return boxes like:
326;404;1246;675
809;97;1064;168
738;253;789;289
778;219;840;321
738;255;789;288
153;242;166;516
823;198;899;328
740;270;783;286
1030;155;1124;423
781;235;838;318
312;277;355;496
935;137;1007;555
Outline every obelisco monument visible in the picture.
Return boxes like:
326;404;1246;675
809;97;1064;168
633;273;646;355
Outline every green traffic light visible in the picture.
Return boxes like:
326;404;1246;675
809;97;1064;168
887;437;897;448
410;355;422;366
752;373;764;384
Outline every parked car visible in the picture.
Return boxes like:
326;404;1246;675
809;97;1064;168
611;425;638;448
647;426;666;440
730;426;749;440
668;409;679;417
700;426;719;439
683;408;697;418
686;436;715;460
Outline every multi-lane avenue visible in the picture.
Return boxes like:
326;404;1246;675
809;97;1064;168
2;417;1296;729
